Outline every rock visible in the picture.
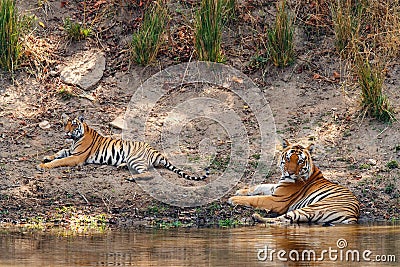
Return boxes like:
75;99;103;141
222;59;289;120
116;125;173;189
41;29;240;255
38;120;51;129
60;49;106;90
110;115;126;130
368;159;377;166
49;70;58;77
115;69;140;91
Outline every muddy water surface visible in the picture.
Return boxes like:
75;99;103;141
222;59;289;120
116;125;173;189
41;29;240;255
0;223;399;266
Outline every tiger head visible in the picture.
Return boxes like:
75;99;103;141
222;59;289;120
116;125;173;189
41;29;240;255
62;114;85;140
279;139;314;183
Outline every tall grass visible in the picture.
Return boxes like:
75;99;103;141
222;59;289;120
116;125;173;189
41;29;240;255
0;0;21;72
355;55;395;123
222;0;236;22
131;1;167;65
267;0;295;67
331;0;355;54
194;0;224;62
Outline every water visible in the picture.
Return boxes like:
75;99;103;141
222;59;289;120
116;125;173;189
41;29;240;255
0;223;399;266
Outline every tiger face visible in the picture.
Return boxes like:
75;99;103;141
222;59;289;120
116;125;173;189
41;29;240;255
279;139;314;183
63;115;85;140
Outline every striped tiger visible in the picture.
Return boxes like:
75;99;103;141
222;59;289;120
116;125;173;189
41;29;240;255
37;115;209;181
228;140;360;224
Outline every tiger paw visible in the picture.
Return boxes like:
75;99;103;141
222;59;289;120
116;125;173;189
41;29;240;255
252;213;291;225
117;163;127;169
252;213;269;223
36;163;48;171
42;156;53;163
228;196;242;206
276;215;292;224
235;188;250;196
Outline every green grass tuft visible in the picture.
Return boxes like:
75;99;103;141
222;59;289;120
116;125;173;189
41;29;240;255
63;17;92;41
194;0;224;62
131;1;168;65
355;56;395;123
266;0;295;67
0;0;21;72
386;160;399;170
218;218;240;228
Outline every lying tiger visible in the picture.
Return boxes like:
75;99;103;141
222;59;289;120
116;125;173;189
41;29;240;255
229;140;360;224
37;115;209;181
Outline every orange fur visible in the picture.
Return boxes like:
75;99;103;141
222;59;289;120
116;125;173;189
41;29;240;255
37;116;209;181
229;140;360;224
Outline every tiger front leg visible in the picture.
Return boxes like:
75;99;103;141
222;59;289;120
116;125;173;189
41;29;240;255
235;184;277;196
37;155;84;171
42;149;71;163
228;195;282;211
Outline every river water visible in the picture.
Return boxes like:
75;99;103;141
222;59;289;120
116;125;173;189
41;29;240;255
0;222;398;266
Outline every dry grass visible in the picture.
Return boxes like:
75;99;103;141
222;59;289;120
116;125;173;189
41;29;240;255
331;0;354;54
222;0;236;22
358;0;400;58
20;33;59;81
329;0;399;122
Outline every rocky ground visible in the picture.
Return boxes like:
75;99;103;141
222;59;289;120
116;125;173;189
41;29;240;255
0;0;399;230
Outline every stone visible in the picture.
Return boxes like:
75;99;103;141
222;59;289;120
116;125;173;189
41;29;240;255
38;120;51;129
115;69;140;91
110;114;126;130
60;49;106;90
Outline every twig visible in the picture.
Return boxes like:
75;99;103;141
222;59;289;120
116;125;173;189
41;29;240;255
77;190;90;205
101;195;110;213
376;125;389;138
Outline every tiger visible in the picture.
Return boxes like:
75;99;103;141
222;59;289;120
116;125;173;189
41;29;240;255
37;115;209;181
228;139;360;225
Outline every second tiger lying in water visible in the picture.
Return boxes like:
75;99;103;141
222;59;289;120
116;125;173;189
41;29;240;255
37;115;209;181
229;140;360;224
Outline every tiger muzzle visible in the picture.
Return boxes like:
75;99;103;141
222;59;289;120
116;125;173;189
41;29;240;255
64;133;73;139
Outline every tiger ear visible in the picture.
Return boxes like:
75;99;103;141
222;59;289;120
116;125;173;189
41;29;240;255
61;113;70;125
282;139;291;149
307;143;315;153
78;115;84;122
